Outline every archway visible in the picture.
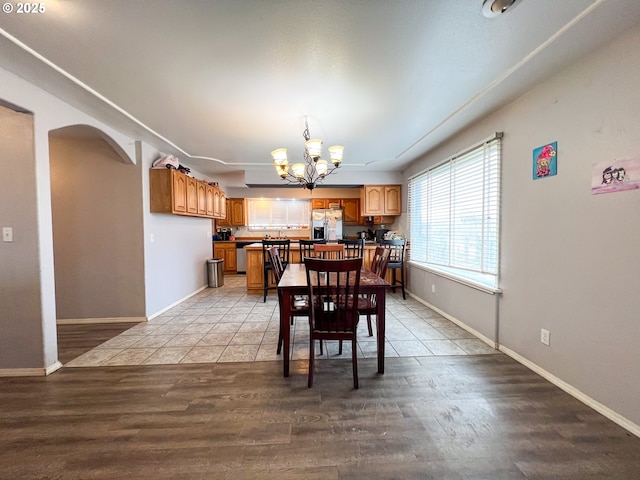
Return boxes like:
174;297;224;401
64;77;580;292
49;125;146;359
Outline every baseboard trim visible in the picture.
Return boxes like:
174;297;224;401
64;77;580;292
147;285;207;320
57;317;147;325
499;345;639;438
0;361;62;377
407;291;498;349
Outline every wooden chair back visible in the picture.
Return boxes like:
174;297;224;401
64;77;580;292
267;246;284;283
313;243;345;259
299;239;326;260
338;238;365;258
370;246;391;279
304;257;363;388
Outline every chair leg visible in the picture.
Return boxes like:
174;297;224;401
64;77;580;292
352;337;359;389
308;337;315;388
400;264;406;300
391;268;397;293
263;269;268;302
367;313;373;336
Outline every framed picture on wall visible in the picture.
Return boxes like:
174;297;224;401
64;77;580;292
591;155;640;195
533;142;557;180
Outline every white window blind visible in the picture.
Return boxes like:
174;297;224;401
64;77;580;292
247;199;310;230
408;134;502;289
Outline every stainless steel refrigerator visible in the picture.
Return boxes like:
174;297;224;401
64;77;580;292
312;209;343;241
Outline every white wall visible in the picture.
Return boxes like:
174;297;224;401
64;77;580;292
141;142;215;317
404;25;640;429
50;133;145;319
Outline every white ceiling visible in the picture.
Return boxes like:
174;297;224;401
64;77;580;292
2;0;640;186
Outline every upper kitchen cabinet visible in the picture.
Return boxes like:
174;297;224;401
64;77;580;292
361;185;402;216
218;198;246;226
150;168;226;219
311;198;341;210
340;198;361;225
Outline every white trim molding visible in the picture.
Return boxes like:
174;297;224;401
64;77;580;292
57;317;147;325
0;361;62;377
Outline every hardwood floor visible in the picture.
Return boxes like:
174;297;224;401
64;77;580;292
1;347;639;479
56;322;141;364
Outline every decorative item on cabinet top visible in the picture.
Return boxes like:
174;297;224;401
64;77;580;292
149;167;227;220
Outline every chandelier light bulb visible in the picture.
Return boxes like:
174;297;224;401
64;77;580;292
291;163;306;178
316;159;328;176
328;145;344;165
305;139;322;159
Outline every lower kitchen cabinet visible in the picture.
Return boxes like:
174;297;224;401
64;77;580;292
213;242;237;273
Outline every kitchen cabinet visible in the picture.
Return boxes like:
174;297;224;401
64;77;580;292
150;168;226;219
213;242;237;273
219;198;246;226
340;198;361;225
311;198;341;210
361;185;401;216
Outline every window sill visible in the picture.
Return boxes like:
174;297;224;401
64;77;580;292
407;261;502;295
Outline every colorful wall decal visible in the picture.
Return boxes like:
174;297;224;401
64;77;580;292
591;155;640;195
533;142;557;180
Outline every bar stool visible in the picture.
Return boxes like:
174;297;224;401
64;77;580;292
338;238;365;258
262;239;290;302
299;239;326;260
381;238;406;299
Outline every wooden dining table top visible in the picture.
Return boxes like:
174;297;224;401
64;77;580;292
278;263;391;290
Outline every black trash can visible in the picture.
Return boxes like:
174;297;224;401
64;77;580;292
207;258;224;287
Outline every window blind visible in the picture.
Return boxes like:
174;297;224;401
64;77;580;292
247;199;310;229
408;134;501;288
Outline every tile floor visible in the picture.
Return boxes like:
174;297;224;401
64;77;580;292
66;275;498;367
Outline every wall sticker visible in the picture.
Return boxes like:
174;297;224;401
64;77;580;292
533;142;557;180
591;155;640;195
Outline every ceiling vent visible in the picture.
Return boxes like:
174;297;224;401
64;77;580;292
482;0;518;18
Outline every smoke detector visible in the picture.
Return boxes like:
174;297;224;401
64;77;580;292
482;0;517;18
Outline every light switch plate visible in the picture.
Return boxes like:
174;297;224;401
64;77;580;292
2;227;13;242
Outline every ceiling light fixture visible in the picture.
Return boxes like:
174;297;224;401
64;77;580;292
482;0;517;18
271;117;344;191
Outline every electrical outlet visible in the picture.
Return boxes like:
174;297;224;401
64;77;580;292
540;328;550;346
431;284;436;293
2;227;13;242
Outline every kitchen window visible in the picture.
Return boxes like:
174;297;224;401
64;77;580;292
247;198;310;230
408;133;502;290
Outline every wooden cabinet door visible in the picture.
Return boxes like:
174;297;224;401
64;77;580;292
230;199;245;226
384;185;401;215
217;199;231;226
172;171;188;213
186;177;198;214
341;198;361;225
205;185;215;217
219;191;227;220
223;246;236;272
197;181;207;215
212;189;221;218
311;198;327;210
362;186;384;215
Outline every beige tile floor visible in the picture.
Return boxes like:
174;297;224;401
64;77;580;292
66;275;498;367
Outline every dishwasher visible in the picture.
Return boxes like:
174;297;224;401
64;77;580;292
235;242;253;274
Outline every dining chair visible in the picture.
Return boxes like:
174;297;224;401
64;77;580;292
381;238;406;300
262;239;290;302
358;247;391;336
313;243;345;259
304;257;363;388
338;238;365;258
299;239;326;260
268;247;309;355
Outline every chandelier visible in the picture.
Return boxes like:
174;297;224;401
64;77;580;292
271;117;344;190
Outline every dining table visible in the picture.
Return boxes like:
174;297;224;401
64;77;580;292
277;263;391;377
